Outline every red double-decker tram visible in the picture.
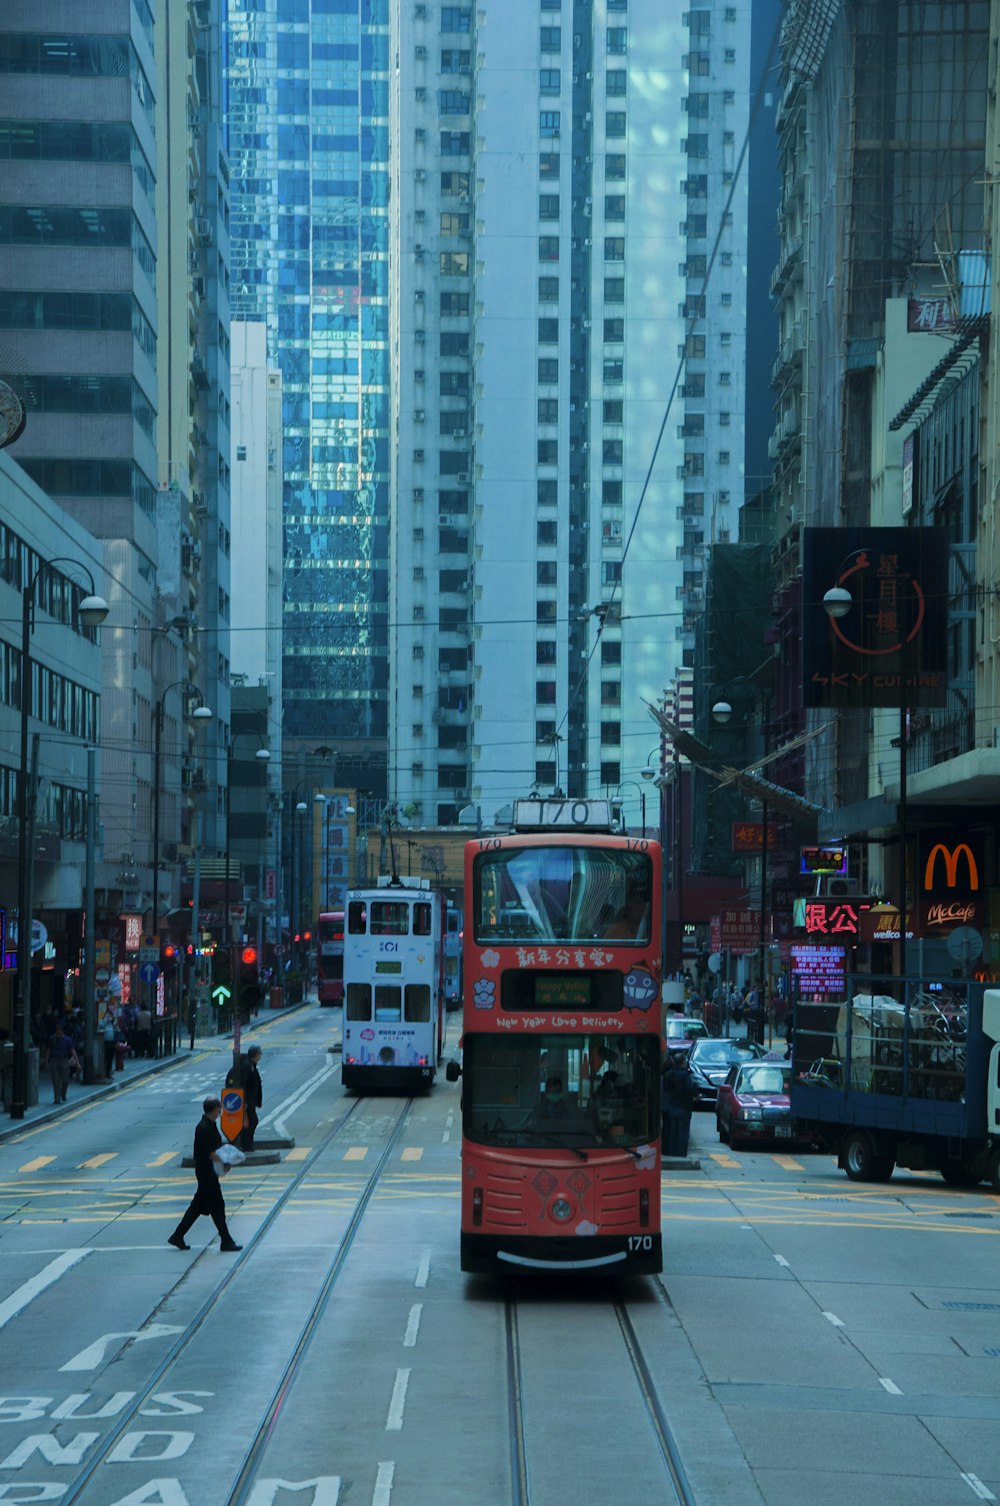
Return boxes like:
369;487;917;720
456;800;663;1274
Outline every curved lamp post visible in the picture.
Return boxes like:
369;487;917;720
11;561;109;1118
822;582;908;982
289;789;327;971
712;678;772;1033
152;684;212;941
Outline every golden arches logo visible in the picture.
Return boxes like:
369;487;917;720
923;842;979;892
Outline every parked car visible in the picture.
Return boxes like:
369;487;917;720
716;1058;808;1149
664;1016;711;1055
686;1037;766;1107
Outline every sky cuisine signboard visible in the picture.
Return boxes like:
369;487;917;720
919;832;984;935
802;527;948;709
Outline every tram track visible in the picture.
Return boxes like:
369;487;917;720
60;1093;414;1506
504;1285;697;1506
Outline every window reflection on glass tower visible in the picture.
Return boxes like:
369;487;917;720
226;0;389;752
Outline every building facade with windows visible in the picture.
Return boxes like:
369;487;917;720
226;0;392;789
388;0;753;826
0;1;233;926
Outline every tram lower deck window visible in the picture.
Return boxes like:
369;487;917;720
374;984;402;1021
346;983;371;1020
405;983;431;1021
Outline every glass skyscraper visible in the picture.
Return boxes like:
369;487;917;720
226;0;390;755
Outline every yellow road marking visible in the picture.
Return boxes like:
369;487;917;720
79;1154;117;1170
145;1153;178;1167
709;1153;740;1169
401;1148;423;1162
771;1154;804;1171
285;1148;310;1162
19;1157;56;1173
344;1147;368;1161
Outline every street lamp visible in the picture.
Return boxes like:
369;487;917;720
225;737;270;950
152;684;212;942
823;583;909;982
11;560;108;1118
713;679;772;1030
289;789;326;971
613;780;646;837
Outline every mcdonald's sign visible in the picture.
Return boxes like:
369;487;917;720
923;842;979;892
919;832;984;933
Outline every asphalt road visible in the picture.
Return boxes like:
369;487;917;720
0;1005;997;1506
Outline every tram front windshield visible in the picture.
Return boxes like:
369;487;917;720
463;1034;659;1150
475;846;652;943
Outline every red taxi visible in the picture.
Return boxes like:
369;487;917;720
716;1057;808;1150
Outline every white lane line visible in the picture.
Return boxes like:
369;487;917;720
262;1061;338;1139
822;1312;845;1328
879;1377;903;1395
403;1303;423;1348
0;1251;91;1331
415;1250;430;1288
961;1474;997;1501
373;1461;395;1506
386;1369;410;1431
773;1254;790;1268
442;1129;451;1142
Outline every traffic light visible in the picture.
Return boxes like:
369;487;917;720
212;945;232;990
161;943;179;977
239;944;260;1017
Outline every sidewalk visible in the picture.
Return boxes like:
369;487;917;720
0;993;318;1144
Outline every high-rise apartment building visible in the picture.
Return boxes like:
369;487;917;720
225;0;392;785
0;1;232;923
388;1;753;826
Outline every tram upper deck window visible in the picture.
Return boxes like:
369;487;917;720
371;901;410;935
413;902;433;936
348;901;367;934
474;845;652;943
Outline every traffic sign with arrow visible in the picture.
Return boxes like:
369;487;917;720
212;985;232;1004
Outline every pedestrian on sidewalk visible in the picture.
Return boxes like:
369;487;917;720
135;1003;152;1058
660;1051;696;1157
100;1005;118;1078
168;1097;242;1253
44;1021;80;1104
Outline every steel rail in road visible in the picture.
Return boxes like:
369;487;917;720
614;1298;698;1506
59;1092;413;1506
503;1290;697;1506
226;1097;413;1506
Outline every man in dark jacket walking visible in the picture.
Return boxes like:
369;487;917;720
168;1097;242;1252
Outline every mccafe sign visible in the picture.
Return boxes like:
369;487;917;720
918;832;984;933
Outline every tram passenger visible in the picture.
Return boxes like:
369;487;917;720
538;1074;573;1117
602;891;650;940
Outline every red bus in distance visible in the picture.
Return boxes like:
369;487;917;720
317;910;345;1006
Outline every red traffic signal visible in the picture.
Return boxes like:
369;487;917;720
241;946;258;967
162;945;178;960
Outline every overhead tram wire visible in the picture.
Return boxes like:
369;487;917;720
554;10;786;747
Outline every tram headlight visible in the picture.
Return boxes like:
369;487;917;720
550;1197;574;1223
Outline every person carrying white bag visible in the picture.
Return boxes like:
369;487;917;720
168;1097;244;1253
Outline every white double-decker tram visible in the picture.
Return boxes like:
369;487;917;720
342;876;445;1091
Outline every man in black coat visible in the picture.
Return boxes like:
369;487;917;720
168;1097;242;1252
226;1044;263;1150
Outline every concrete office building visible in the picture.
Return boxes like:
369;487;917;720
388;1;754;827
0;1;232;927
